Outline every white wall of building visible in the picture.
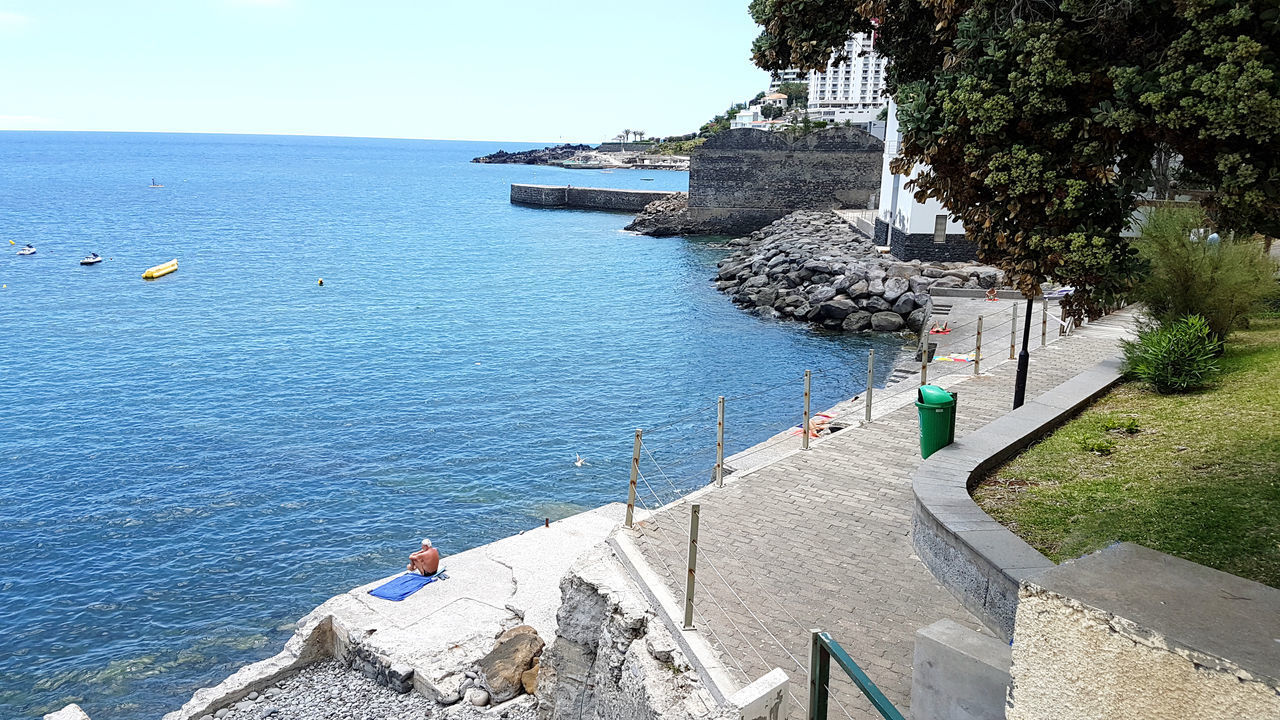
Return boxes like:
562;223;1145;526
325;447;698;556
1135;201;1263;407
878;100;965;236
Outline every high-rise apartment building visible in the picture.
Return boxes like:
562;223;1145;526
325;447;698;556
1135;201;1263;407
806;33;888;124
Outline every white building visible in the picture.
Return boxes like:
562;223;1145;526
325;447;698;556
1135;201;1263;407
805;33;889;125
875;99;974;261
729;93;791;130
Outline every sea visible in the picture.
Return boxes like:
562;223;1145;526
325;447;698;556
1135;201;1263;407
0;131;905;719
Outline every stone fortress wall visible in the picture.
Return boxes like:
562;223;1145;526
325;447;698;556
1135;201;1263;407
688;127;884;236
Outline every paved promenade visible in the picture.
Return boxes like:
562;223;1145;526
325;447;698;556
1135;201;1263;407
629;309;1135;718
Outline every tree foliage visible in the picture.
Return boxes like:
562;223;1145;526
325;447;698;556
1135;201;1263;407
776;81;809;108
748;0;1280;320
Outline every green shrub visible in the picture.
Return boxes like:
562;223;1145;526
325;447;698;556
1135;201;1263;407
1102;415;1141;434
1123;315;1223;393
1134;208;1278;341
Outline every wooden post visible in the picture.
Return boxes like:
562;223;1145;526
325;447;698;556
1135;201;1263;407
920;357;928;385
625;428;642;528
1009;304;1018;359
802;370;812;451
974;316;983;375
714;396;725;488
864;348;875;424
683;503;700;630
1041;298;1048;347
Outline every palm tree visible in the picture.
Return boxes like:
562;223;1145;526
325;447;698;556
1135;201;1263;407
634;130;646;142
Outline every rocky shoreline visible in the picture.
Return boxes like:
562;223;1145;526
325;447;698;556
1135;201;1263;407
712;211;1006;334
471;144;593;165
623;193;727;237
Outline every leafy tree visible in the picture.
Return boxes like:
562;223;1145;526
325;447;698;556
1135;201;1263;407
761;104;784;120
748;0;1280;321
776;81;808;108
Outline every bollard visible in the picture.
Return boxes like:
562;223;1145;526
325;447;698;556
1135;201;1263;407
864;348;875;424
802;370;812;451
625;428;642;528
974;316;983;375
683;503;700;629
1041;298;1048;347
714;396;725;488
1010;305;1018;360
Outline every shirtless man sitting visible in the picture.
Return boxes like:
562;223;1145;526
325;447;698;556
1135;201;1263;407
407;538;440;577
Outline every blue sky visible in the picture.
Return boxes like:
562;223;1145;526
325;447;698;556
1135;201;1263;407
0;0;773;142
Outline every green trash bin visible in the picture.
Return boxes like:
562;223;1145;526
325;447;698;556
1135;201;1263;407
916;385;957;459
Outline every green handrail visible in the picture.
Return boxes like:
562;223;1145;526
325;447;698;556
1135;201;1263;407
807;629;906;720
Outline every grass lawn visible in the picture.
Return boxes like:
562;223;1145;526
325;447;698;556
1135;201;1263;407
973;317;1280;589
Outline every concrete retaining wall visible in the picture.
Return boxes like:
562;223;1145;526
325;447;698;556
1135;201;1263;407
687;127;883;236
910;358;1125;640
510;184;678;213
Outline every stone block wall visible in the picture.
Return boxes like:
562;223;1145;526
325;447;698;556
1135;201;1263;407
687;127;884;236
510;184;677;213
876;218;980;262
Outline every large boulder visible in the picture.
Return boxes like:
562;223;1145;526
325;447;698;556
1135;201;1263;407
906;307;929;333
908;275;934;295
863;296;892;313
891;293;916;316
930;276;963;289
741;275;769;290
882;276;910;302
476;625;544;704
842;311;873;331
809;285;838;304
871;311;906;332
868;278;886;296
846;279;870;299
818;297;858;320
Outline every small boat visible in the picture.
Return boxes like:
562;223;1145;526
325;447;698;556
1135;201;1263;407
149;178;164;188
142;258;178;280
16;244;35;256
80;253;103;266
640;178;655;181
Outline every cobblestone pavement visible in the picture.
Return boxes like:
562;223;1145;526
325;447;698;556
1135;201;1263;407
629;310;1135;718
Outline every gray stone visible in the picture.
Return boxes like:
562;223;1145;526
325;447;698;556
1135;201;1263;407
215;711;230;719
257;706;279;719
871;311;905;331
754;287;777;307
809;285;838;304
742;275;769;290
909;275;935;294
438;692;462;706
977;268;1001;289
847;279;870;298
247;691;259;701
892;294;917;316
923;266;947;278
789;302;811;318
913;291;934;309
883;276;910;302
907;307;929;333
868;278;885;295
864;296;892;313
931;276;962;289
466;687;491;706
842;311;873;331
234;701;255;711
818;298;858;320
200;715;215;720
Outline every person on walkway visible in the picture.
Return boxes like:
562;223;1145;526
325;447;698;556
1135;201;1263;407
407;538;440;576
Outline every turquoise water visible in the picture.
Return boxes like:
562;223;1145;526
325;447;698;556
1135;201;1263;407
0;132;904;719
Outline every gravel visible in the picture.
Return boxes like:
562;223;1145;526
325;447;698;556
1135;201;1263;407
204;660;537;720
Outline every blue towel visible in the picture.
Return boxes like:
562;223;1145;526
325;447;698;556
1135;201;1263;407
368;571;448;601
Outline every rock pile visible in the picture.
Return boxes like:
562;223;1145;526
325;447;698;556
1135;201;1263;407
471;144;593;165
201;660;447;720
625;193;723;237
715;211;1006;333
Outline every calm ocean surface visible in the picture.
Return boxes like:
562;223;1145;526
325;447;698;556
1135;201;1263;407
0;132;904;719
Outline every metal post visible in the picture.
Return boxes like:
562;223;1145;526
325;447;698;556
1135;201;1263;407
864;348;874;424
802;370;812;451
920;358;928;385
714;396;725;488
1013;296;1035;409
683;503;700;630
625;428;642;528
1009;304;1018;359
808;629;830;720
974;317;983;375
1041;298;1048;348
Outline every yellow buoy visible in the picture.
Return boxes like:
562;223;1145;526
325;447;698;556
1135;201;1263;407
142;259;178;280
318;278;324;286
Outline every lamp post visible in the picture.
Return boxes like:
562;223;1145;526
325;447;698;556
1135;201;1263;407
1012;295;1035;409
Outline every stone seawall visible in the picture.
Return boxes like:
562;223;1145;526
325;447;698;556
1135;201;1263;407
510;184;679;213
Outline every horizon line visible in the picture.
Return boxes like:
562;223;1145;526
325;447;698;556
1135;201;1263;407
0;128;607;146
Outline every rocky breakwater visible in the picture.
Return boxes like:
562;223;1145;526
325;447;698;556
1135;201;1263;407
714;211;1005;333
472;144;594;165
